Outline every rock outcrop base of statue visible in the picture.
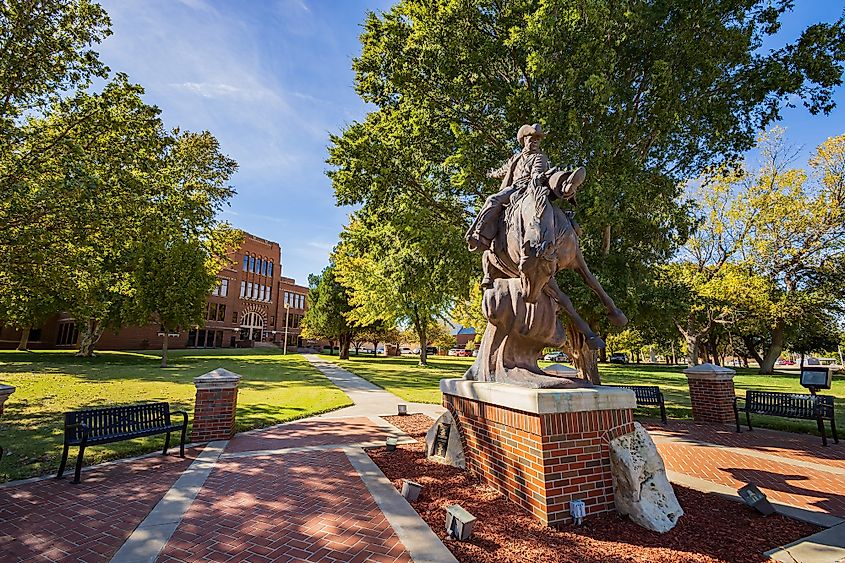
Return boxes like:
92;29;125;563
464;122;628;388
609;422;684;533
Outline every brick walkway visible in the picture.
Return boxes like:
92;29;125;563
226;416;397;453
0;448;201;561
645;421;845;519
159;451;411;562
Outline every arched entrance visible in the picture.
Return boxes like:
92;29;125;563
240;311;264;341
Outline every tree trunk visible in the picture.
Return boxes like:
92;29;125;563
676;317;701;366
759;320;785;375
161;334;169;368
373;341;379;356
76;319;103;357
16;327;30;351
413;307;428;367
710;336;720;366
741;335;765;367
564;323;600;384
339;333;350;360
599;346;607;363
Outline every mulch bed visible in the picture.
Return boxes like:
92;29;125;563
375;414;819;563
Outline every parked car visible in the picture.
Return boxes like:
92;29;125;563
400;347;413;355
775;358;796;366
543;351;569;362
449;348;472;357
609;353;629;365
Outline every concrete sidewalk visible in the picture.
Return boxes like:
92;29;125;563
304;354;446;420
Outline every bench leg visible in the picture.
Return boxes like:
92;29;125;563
163;432;171;455
57;444;70;479
832;418;839;445
746;411;753;432
73;445;86;484
660;401;667;424
179;424;187;458
818;418;828;447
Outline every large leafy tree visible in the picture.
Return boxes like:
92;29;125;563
301;266;360;360
131;131;240;367
333;207;471;367
329;0;844;380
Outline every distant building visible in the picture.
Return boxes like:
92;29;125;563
0;232;309;351
453;326;477;348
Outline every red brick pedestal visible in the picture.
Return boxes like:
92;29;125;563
441;379;636;527
684;363;737;424
0;383;14;417
191;368;241;442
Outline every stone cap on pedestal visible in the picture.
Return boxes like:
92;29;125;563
194;368;241;390
683;363;736;381
441;378;635;414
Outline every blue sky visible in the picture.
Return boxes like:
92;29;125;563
97;0;844;285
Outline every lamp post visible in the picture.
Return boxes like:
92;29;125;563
283;302;291;355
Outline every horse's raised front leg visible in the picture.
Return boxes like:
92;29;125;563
546;279;606;350
572;249;628;326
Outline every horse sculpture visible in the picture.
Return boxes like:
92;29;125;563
465;169;628;388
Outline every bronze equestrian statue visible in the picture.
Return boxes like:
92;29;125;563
464;123;627;388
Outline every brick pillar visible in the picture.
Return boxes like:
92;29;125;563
684;363;737;424
0;383;14;417
441;378;636;527
191;368;241;442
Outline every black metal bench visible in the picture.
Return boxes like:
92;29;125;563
734;390;838;447
58;402;188;483
607;385;667;423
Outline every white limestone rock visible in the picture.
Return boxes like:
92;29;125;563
609;422;683;533
425;412;466;469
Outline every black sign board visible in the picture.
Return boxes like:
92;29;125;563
432;422;450;457
800;366;832;390
738;483;775;516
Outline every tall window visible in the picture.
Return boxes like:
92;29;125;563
257;258;263;274
284;291;290;305
269;262;274;277
217;304;227;321
247;282;253;298
259;285;265;301
240;281;246;297
220;279;228;297
250;255;255;272
242;255;248;271
267;286;272;301
252;283;258;299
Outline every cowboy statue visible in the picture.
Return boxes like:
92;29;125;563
464;122;627;388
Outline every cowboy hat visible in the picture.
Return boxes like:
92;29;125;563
517;123;549;144
548;166;586;200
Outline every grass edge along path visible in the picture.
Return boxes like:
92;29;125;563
0;349;352;482
320;354;844;437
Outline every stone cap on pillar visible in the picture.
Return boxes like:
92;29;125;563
0;383;15;402
683;363;736;381
441;378;635;414
194;368;241;390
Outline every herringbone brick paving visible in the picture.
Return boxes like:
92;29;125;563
645;420;845;469
157;450;411;563
0;447;201;562
645;421;845;518
225;416;390;453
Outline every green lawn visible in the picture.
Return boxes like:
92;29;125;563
323;354;844;437
0;349;351;482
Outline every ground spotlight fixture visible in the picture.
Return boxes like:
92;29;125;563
386;437;397;452
445;504;476;541
398;404;408;416
570;499;586;525
738;483;775;516
401;479;423;502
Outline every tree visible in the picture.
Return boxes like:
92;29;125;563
301;266;360;360
333;209;471;367
329;0;844;380
131;130;240;367
673;130;845;373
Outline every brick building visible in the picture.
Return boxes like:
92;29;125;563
0;232;310;351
